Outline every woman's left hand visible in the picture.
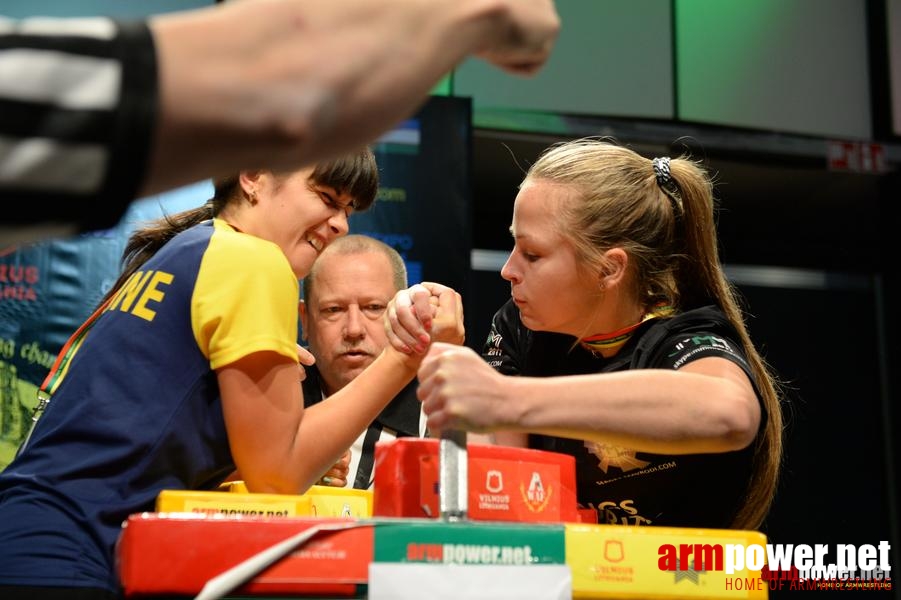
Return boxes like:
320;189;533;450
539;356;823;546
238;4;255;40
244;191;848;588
297;343;316;382
317;449;351;487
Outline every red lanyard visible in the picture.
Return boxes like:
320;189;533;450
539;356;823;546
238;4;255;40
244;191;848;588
16;297;112;458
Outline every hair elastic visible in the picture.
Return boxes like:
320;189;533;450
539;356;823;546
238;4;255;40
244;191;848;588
652;156;682;216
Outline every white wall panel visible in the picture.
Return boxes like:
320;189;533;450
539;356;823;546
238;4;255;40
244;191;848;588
453;0;674;120
676;0;871;139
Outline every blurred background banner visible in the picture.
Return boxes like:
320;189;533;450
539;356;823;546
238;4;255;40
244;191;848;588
0;183;212;470
0;0;217;472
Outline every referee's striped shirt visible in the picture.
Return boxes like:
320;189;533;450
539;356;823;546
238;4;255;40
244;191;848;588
0;16;157;244
302;365;426;490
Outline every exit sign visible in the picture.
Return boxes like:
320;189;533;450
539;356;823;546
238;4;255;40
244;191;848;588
826;140;886;173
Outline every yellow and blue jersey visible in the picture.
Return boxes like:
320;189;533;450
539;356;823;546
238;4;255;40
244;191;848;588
0;219;299;593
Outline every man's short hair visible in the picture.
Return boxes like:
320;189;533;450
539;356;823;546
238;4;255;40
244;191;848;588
302;234;407;301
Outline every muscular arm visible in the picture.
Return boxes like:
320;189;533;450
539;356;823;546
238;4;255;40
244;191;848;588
219;347;417;494
219;283;465;494
144;0;559;196
418;345;761;456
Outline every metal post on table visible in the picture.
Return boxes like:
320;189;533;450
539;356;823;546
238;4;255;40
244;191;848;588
438;429;468;521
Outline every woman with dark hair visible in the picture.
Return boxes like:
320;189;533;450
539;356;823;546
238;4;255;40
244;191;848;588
416;138;783;531
0;147;464;599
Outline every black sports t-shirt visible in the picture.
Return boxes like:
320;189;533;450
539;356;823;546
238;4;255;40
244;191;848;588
481;300;765;528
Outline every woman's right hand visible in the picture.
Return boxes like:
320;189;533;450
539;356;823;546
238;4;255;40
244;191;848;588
385;282;464;361
417;342;510;434
317;449;351;487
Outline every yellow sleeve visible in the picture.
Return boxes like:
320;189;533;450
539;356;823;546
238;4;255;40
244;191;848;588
192;221;299;369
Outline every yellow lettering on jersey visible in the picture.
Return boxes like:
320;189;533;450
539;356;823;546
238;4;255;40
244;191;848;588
132;271;174;321
108;270;154;312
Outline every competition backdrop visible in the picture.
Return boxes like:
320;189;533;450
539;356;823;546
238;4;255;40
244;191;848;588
348;96;472;294
0;96;473;471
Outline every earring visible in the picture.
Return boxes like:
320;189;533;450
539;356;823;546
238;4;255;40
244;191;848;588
248;191;258;206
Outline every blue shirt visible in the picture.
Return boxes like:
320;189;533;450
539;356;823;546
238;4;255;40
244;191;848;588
0;219;299;592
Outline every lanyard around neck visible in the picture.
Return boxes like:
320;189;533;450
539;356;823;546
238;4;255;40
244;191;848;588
40;297;113;396
16;297;112;459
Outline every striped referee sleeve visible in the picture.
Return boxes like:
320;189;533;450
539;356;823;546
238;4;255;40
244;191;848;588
0;15;158;240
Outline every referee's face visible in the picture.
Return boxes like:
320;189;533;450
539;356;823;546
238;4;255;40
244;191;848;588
300;251;396;396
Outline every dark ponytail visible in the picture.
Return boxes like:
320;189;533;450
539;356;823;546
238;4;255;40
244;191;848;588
99;200;219;306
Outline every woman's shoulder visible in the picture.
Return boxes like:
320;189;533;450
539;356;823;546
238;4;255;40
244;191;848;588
633;305;748;369
208;219;285;264
650;305;734;336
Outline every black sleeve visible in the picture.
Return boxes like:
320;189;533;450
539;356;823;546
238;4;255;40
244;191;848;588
0;17;158;233
652;329;754;378
650;320;768;434
100;20;158;228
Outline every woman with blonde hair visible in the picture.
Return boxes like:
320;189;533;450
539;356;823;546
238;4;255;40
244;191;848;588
416;138;782;530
